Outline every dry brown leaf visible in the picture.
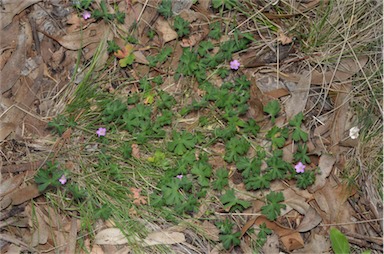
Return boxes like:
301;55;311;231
94;228;129;245
314;178;356;231
310;57;368;84
131;143;140;159
0;173;25;197
291;233;330;254
155;17;178;43
330;83;352;152
241;216;304;251
262;234;280;253
281;56;368;85
283;188;309;215
0;0;42;29
284;70;311;119
90;244;104;254
10;183;41;205
277;31;293;45
129;187;147;205
296;206;322;232
50;22;111;50
308;154;336;193
200;221;220;241
143;231;186;246
1;20;32;93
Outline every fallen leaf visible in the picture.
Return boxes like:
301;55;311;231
49;22;111;50
114;44;134;59
200;221;220;241
143;231;186;246
241;216;304;251
0;173;25;197
278;31;293;45
291;233;330;254
129;187;147;205
314;178;356;231
94;228;129;245
131;143;140;159
284;70;311;119
0;0;42;29
0;20;32;93
296;206;322;232
10;183;41;205
308;153;336;193
155;17;178;43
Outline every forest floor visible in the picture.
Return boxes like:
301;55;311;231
0;0;383;253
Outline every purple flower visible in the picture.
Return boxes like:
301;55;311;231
59;175;67;185
82;11;91;20
295;162;306;173
230;60;240;70
176;174;183;179
96;127;106;137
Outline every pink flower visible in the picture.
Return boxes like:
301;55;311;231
230;60;240;70
176;174;183;179
96;127;106;137
59;175;67;185
295;162;306;173
82;11;91;20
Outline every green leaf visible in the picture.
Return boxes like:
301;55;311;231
224;137;250;163
213;168;229;190
266;126;289;149
157;0;173;18
167;131;197;155
245;174;271;190
261;191;286;221
162;179;184;206
119;53;135;67
191;160;212;187
173;16;190;37
220;189;251;212
263;100;280;123
208;22;221;40
219;231;241;250
295;170;316;189
330;227;350;254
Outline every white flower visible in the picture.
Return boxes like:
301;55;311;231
349;126;360;139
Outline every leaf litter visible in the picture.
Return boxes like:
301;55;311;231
0;0;382;253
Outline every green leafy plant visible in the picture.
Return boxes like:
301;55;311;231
209;22;222;39
102;99;126;124
148;46;173;67
167;131;197;155
47;114;77;136
295;170;316;189
173;16;190;38
266;126;289;149
220;189;251;212
263;100;281;123
224;137;250;163
293;143;311;164
191;157;212;187
213;168;229;191
236;156;262;178
289;112;308;142
256;223;272;249
175;48;199;80
92;0;114;21
107;40;120;53
261;191;286;221
330;227;350;254
212;0;236;10
34;162;65;192
216;219;241;250
157;0;173;18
